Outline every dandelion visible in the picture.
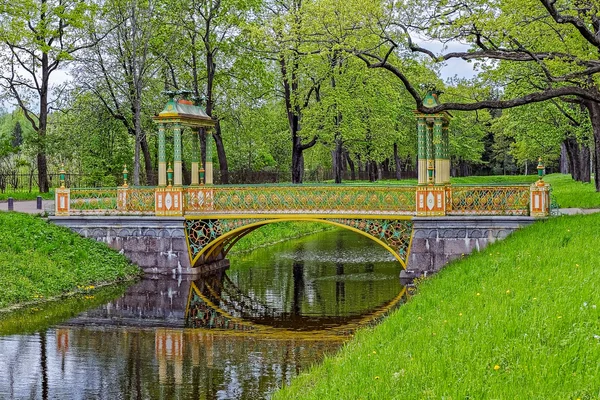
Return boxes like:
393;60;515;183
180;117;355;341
476;293;481;296
576;264;580;267
493;365;500;371
557;316;562;319
372;351;377;354
506;290;510;294
459;313;463;316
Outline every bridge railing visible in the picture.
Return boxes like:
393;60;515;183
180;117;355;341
448;185;531;216
55;182;549;217
198;185;417;215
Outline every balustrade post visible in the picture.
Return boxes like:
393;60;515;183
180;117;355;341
117;164;129;212
530;158;550;217
55;164;70;216
155;162;183;216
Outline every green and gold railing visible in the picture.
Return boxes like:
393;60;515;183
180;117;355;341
54;183;550;218
448;185;531;216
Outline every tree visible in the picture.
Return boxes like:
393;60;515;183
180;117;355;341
74;0;163;185
251;0;321;183
0;0;100;192
346;0;600;190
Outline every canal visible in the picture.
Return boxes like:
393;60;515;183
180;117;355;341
0;228;405;399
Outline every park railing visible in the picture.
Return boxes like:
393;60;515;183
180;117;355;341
55;182;550;218
447;185;531;216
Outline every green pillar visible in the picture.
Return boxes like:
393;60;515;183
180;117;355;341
205;129;214;185
191;129;200;186
426;119;434;184
442;123;451;184
434;117;443;185
173;123;182;186
158;124;166;186
417;117;427;185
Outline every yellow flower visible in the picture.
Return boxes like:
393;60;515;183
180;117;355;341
372;351;377;354
374;376;380;380
506;290;510;294
459;313;463;316
476;293;481;296
493;365;500;371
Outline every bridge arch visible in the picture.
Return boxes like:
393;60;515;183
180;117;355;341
184;216;413;269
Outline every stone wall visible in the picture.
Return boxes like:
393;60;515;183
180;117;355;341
49;216;229;275
403;216;535;279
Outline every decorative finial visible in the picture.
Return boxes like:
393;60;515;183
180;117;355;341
122;164;129;188
59;164;66;189
167;162;173;187
199;162;205;186
536;157;545;186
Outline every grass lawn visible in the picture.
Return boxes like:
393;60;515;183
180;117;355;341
0;212;140;310
274;213;600;399
0;191;55;201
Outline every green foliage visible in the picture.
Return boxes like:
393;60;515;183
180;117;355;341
275;213;600;399
229;221;334;255
0;213;140;309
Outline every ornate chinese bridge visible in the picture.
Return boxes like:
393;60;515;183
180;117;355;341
50;91;551;277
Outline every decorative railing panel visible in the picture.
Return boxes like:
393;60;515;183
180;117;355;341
126;188;155;213
70;188;118;213
448;185;530;216
203;186;417;215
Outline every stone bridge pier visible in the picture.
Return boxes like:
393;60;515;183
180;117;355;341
50;216;229;275
402;216;534;279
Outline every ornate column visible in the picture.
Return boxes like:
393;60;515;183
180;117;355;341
173;123;183;186
442;123;451;184
417;117;427;185
426;119;434;185
158;123;167;187
205;129;214;185
434;117;444;185
190;129;200;186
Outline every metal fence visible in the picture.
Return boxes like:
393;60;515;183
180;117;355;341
0;172;89;193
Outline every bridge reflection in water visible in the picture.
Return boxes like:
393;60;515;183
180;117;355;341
0;230;406;400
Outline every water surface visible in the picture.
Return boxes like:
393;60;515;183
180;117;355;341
0;228;405;399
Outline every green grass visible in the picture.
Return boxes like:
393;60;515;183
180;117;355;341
544;174;600;208
229;221;333;255
0;190;54;201
274;213;600;399
0;212;140;309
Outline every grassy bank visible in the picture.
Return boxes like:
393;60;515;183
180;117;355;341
274;213;600;399
0;191;54;201
0;212;140;310
228;221;334;255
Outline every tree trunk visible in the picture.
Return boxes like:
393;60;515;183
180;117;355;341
213;122;229;184
292;140;304;184
332;138;343;184
584;100;600;191
345;151;356;180
38;53;50;193
560;142;570;174
394;143;402;180
140;133;154;185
